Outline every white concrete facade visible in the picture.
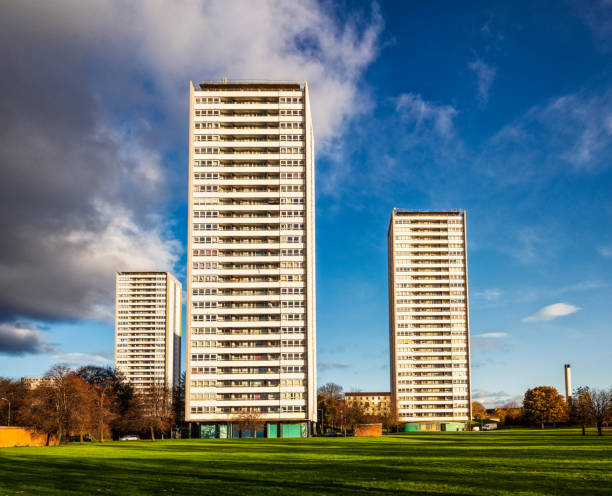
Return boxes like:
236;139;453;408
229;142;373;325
114;271;182;390
185;80;317;426
388;210;472;425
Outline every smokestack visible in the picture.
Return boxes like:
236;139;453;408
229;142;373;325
564;364;572;402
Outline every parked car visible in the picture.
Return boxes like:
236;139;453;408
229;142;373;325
482;423;498;430
119;434;140;441
69;435;91;442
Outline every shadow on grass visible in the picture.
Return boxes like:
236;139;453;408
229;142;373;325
1;430;611;495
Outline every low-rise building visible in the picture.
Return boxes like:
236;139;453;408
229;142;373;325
20;377;56;389
344;392;391;416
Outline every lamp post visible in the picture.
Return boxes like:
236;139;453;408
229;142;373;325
0;398;9;426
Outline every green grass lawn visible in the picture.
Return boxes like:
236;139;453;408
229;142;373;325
1;429;611;495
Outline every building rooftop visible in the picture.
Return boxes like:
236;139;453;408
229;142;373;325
392;209;463;215
197;79;302;91
344;392;391;397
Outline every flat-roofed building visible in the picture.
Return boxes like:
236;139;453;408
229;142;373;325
185;80;317;438
20;377;56;389
114;271;182;390
388;209;472;430
344;392;391;416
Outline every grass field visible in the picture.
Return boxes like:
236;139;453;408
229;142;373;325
1;429;611;495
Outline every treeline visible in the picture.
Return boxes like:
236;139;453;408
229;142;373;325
473;385;612;435
317;383;399;435
0;365;185;444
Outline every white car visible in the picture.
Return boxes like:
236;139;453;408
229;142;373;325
119;435;140;441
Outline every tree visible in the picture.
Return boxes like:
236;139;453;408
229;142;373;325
570;386;595;436
591;389;612;436
523;386;568;429
18;382;58;445
172;372;186;429
493;407;508;424
0;377;28;426
66;374;96;443
317;382;343;433
76;366;118;442
380;397;400;433
343;400;367;434
472;401;487;422
234;409;265;436
133;384;174;441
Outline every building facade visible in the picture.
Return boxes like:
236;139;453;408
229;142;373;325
344;392;391;416
20;377;56;390
185;80;317;437
114;271;182;390
388;210;471;430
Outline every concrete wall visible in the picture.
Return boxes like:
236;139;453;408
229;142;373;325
0;427;55;447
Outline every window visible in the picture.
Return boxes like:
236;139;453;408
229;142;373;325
194;173;219;180
194;147;220;154
192;249;218;256
280;172;304;179
193;185;218;193
280;147;304;154
280;185;304;192
192;238;218;245
193;224;218;231
194;123;220;129
195;109;220;116
193;210;218;217
194;159;220;166
279;109;303;116
279;97;303;104
281;236;304;243
195;97;220;104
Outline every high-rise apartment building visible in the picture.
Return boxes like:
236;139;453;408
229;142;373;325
114;271;182;390
185;80;316;438
388;210;471;430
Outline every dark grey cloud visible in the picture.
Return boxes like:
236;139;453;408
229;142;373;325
0;3;182;323
0;1;381;325
0;322;56;355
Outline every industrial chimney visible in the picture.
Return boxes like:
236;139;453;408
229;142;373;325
564;364;572;402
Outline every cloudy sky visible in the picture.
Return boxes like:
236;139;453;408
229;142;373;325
1;0;611;407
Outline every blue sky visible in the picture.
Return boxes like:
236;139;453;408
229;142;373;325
1;1;611;407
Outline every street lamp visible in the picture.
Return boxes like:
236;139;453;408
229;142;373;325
0;398;9;426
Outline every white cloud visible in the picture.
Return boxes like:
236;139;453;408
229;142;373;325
51;352;112;367
468;58;496;106
598;245;612;258
395;93;457;137
12;0;383;153
479;89;612;183
523;302;581;322
473;288;501;301
474;332;508;339
0;1;385;324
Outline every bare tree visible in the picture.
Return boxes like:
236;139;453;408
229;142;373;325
317;382;343;433
591;389;612;436
380;397;400;433
570;386;596;436
76;366;117;442
234;409;265;436
133;384;174;441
